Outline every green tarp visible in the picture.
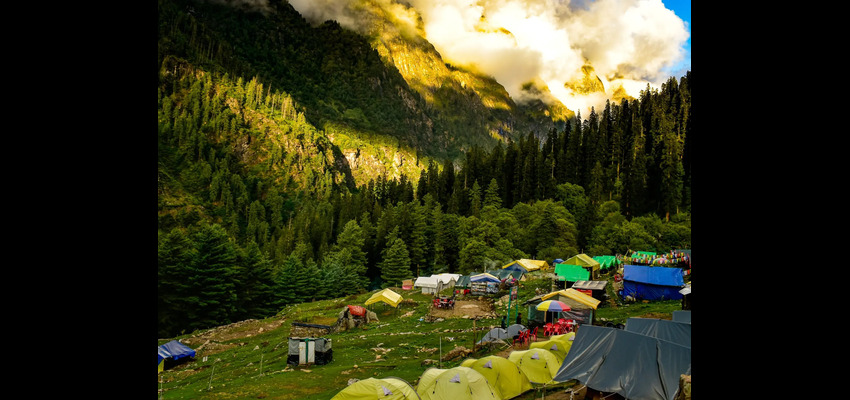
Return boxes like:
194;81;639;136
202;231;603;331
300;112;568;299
592;255;620;270
554;264;590;282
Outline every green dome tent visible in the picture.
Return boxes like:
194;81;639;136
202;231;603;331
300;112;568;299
462;356;533;399
506;349;562;385
331;377;421;400
416;367;499;400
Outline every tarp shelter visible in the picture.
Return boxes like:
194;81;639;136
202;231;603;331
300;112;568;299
454;275;471;288
287;337;332;365
624;318;691;348
502;259;548;272
507;349;562;384
672;310;691;324
331;377;421;400
365;288;403;308
414;276;442;295
554;264;590;285
592;255;620;272
158;340;195;372
462;356;534;399
561;254;601;279
416;367;499;400
529;338;572;361
553;325;691;400
622;265;684;301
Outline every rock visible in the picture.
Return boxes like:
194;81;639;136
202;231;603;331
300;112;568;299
347;378;360;386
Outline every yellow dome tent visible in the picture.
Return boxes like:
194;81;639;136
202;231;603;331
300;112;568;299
462;356;533;399
331;377;421;400
529;338;573;362
416;366;499;400
506;349;562;385
365;288;403;308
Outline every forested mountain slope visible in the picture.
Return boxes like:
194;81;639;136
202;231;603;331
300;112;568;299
157;0;692;338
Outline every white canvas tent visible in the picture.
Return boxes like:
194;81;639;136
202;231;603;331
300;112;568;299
414;276;443;294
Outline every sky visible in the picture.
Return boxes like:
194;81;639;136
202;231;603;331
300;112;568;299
285;0;691;116
661;0;691;78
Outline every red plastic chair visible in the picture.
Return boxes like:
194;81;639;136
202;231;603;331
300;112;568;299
513;330;528;347
543;323;555;336
530;326;539;342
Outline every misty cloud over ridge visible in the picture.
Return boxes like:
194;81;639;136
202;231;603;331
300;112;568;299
289;0;690;116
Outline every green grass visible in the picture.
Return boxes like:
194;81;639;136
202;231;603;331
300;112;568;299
157;275;684;399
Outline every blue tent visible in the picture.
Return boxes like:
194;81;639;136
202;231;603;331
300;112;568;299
470;273;501;283
158;340;196;365
622;265;684;301
502;263;528;274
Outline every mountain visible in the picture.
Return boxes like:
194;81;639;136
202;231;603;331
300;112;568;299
158;0;584;188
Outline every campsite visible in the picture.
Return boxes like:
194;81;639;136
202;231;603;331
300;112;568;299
158;255;690;400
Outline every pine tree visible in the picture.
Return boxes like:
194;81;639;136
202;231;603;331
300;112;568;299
327;219;369;291
379;227;411;288
483;178;501;209
158;228;194;337
188;223;239;331
469;180;482;217
234;241;276;321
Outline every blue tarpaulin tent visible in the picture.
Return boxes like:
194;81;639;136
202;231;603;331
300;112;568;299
622;265;684;301
158;340;196;366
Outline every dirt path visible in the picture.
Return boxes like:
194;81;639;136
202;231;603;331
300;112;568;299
428;299;496;319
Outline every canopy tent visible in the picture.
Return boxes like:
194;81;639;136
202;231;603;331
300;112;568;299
365;288;403;308
553;264;589;284
501;259;548;272
462;356;534;399
507;349;562;385
529;338;572;361
158;340;196;372
622;265;684;301
541;289;601;310
525;289;600;328
592;255;620;271
416;367;499;400
331;377;421;400
454;275;471;288
553;325;691;400
560;254;600;279
624;318;691;348
431;273;459;287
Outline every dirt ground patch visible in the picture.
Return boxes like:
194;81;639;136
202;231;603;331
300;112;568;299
180;318;286;357
428;300;496;320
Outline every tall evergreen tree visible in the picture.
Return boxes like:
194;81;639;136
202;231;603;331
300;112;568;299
379;227;411;288
188;223;239;331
